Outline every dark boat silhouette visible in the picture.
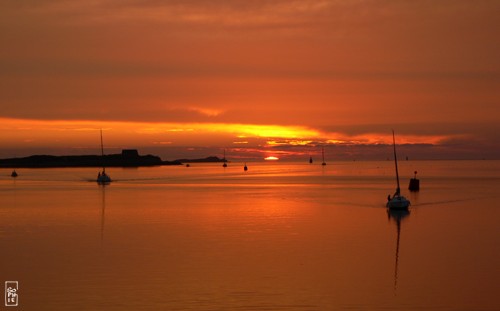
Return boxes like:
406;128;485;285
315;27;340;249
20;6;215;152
97;129;111;184
386;130;410;209
222;149;228;168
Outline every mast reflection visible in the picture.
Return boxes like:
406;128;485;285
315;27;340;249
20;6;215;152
100;185;107;247
387;208;410;293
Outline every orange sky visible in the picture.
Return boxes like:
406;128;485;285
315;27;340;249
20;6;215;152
0;1;499;160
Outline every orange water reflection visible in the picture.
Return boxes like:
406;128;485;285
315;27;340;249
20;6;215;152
0;162;499;310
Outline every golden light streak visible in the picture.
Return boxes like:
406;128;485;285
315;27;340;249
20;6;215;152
0;117;453;150
237;124;319;138
122;121;319;138
266;141;287;146
267;140;313;146
0;118;321;148
325;134;450;145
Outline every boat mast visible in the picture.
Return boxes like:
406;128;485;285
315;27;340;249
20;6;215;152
100;129;105;172
392;130;401;195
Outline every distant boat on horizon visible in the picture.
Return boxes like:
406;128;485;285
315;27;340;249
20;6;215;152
244;163;248;171
97;129;112;185
222;149;228;168
386;130;410;209
309;156;313;164
321;147;326;166
11;170;18;178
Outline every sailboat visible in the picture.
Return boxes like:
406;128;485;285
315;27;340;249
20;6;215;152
11;170;18;178
309;156;313;164
321;147;326;166
97;129;111;184
222;149;228;168
386;130;410;209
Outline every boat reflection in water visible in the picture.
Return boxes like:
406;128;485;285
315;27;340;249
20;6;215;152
99;185;107;248
387;208;410;293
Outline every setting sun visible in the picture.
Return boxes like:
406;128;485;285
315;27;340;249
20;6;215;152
264;156;279;161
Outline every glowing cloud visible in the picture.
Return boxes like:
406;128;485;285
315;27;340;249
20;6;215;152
325;133;450;145
267;140;313;146
0;118;321;148
237;125;319;138
0;117;468;160
188;107;224;117
133;122;320;140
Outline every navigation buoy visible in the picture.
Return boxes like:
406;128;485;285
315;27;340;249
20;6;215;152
408;171;420;191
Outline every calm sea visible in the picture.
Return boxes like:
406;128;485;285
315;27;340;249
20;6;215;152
0;160;499;310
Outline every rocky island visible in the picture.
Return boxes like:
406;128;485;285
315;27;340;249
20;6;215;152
0;149;181;168
0;149;228;168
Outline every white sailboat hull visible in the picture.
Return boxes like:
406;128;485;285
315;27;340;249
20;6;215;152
97;173;111;184
387;195;410;209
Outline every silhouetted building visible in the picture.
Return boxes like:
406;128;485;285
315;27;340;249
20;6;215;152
122;149;139;158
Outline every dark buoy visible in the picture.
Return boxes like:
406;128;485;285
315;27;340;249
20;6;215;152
244;163;248;171
408;171;420;191
11;170;18;178
186;164;190;167
309;156;313;164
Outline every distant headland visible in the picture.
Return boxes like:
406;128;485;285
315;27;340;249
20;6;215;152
0;149;225;168
174;156;226;163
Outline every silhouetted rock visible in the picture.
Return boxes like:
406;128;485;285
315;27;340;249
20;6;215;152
175;156;225;163
0;150;181;168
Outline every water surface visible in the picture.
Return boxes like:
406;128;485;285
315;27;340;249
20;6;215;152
1;161;499;310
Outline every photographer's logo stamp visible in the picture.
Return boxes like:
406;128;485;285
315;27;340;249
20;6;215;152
5;281;18;307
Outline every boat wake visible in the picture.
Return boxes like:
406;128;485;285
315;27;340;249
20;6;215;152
414;195;499;207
